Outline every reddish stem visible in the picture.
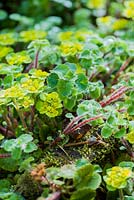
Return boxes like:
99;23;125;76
34;48;40;69
0;153;11;158
65;115;103;134
46;191;61;200
0;125;15;138
63;115;85;134
112;57;132;84
100;86;128;107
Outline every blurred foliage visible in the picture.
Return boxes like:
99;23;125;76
0;0;134;40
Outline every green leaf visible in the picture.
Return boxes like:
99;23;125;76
119;161;134;169
101;125;113;138
77;100;101;116
124;196;134;200
86;173;101;190
0;64;22;75
58;164;76;179
114;128;126;138
74;163;94;188
3;139;16;152
127;102;134;116
0;192;24;200
89;87;101;99
19;157;34;172
76;73;88;91
107;114;117;125
11;147;22;160
17;134;33;145
57;79;73;97
47;73;59;88
76;159;89;168
53;64;69;77
24;142;38;153
0;179;11;192
70;187;95;200
0;134;4;141
0;9;7;20
0;150;18;172
80;58;92;69
64;96;76;110
3;74;14;88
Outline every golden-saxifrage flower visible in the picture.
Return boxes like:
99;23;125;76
36;92;62;117
104;166;132;191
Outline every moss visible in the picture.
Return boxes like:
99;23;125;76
15;172;42;200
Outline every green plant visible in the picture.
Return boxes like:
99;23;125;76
0;0;134;199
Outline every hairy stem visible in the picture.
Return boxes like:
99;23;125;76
119;189;124;200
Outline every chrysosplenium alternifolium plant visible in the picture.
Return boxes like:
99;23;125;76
0;1;134;198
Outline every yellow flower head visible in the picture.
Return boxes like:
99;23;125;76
59;31;73;41
123;1;134;18
36;92;62;117
18;96;34;109
97;16;114;25
29;69;49;79
4;85;25;99
0;33;16;46
21;78;44;93
0;46;13;59
6;51;31;65
125;131;134;144
112;19;128;30
60;42;83;56
86;0;106;9
20;30;47;42
74;30;93;41
104;166;132;190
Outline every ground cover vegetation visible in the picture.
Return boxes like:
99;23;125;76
0;0;134;199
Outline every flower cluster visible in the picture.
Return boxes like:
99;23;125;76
4;85;25;99
6;51;31;65
0;33;17;46
58;30;93;42
104;166;132;190
21;78;44;93
59;31;73;41
125;131;134;144
29;69;49;80
20;30;47;42
123;1;134;19
18;96;34;109
0;46;13;59
97;16;114;28
60;42;83;56
0;69;48;109
36;92;62;117
112;19;128;31
86;0;106;9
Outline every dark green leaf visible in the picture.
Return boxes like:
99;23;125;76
114;128;126;138
74;163;94;188
47;73;59;88
101;125;112;138
70;187;95;200
11;147;22;160
57;79;73;97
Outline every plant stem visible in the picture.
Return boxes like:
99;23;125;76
13;100;28;131
0;125;15;138
119;189;124;200
34;48;40;68
0;153;11;158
